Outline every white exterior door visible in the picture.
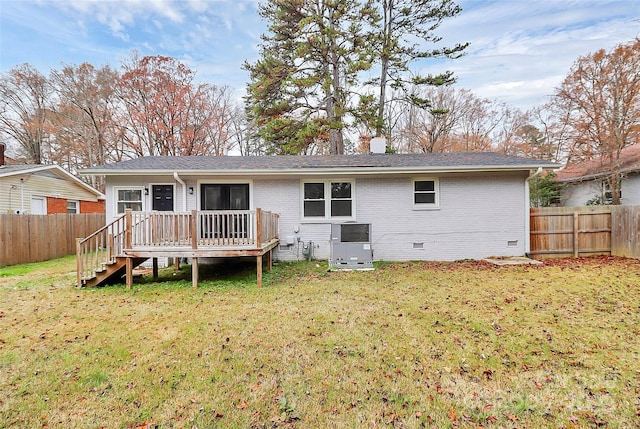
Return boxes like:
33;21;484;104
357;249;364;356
31;196;47;214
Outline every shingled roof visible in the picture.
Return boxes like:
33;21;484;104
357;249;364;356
556;145;640;183
82;152;557;175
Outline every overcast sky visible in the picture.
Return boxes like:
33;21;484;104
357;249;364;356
1;0;638;110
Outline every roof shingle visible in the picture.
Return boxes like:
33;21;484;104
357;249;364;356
82;152;557;174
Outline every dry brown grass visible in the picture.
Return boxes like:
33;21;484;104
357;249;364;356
0;255;639;428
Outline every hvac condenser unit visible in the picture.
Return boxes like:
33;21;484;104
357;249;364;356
329;223;374;270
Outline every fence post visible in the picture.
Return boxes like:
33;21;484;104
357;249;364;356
573;211;579;257
76;238;83;287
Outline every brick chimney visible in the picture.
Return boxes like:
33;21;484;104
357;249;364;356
0;143;5;166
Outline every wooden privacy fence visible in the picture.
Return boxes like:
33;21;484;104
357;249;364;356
611;205;640;258
530;205;640;259
0;213;105;267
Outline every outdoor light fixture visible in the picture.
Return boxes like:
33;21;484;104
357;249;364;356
144;187;149;196
189;187;194;195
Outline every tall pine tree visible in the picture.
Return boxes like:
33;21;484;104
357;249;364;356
245;0;377;154
369;0;468;138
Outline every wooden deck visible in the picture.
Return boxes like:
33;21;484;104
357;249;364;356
77;209;279;288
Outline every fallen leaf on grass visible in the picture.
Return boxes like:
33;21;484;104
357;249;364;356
448;408;457;422
236;400;248;409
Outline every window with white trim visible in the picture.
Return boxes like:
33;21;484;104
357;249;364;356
302;180;354;219
413;178;439;208
116;188;143;214
66;200;79;214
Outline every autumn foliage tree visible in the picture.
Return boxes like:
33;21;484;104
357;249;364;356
552;39;640;204
117;54;236;157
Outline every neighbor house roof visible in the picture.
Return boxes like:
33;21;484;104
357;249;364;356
556;145;640;183
0;164;105;198
81;152;558;176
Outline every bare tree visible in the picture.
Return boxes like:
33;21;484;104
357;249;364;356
49;63;120;188
0;64;52;163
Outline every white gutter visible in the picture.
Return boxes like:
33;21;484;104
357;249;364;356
173;172;187;211
524;167;544;256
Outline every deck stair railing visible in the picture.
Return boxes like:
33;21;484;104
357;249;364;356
76;213;127;285
77;209;279;285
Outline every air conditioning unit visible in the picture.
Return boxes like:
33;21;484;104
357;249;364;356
329;223;374;270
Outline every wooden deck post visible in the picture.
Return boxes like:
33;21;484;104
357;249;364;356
126;257;133;289
152;258;159;281
256;208;262;246
191;210;198;250
192;257;199;288
256;254;263;287
125;210;132;249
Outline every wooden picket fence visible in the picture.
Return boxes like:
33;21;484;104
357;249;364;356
530;205;640;259
0;213;105;267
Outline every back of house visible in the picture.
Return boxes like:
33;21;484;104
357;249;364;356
82;152;556;263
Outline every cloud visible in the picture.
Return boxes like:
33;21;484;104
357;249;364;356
2;0;636;112
422;0;640;109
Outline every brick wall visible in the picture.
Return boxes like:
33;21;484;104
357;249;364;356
46;197;67;214
46;197;105;214
80;200;105;214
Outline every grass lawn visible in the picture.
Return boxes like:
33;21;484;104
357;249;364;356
0;255;639;428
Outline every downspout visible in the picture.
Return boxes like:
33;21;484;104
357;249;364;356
173;172;187;212
20;178;25;213
525;167;543;257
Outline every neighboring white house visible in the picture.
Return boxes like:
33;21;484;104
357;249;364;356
81;152;557;262
556;144;640;206
0;162;105;215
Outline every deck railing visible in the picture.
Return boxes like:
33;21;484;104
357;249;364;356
76;214;127;285
77;209;279;285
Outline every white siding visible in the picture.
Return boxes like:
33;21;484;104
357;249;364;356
622;174;640;204
0;171;100;214
561;181;602;206
561;174;640;206
106;175;195;221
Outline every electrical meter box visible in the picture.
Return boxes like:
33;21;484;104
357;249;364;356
329;223;374;270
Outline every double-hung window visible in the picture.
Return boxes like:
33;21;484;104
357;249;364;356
116;188;143;214
66;200;79;214
302;180;354;219
413;178;439;209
